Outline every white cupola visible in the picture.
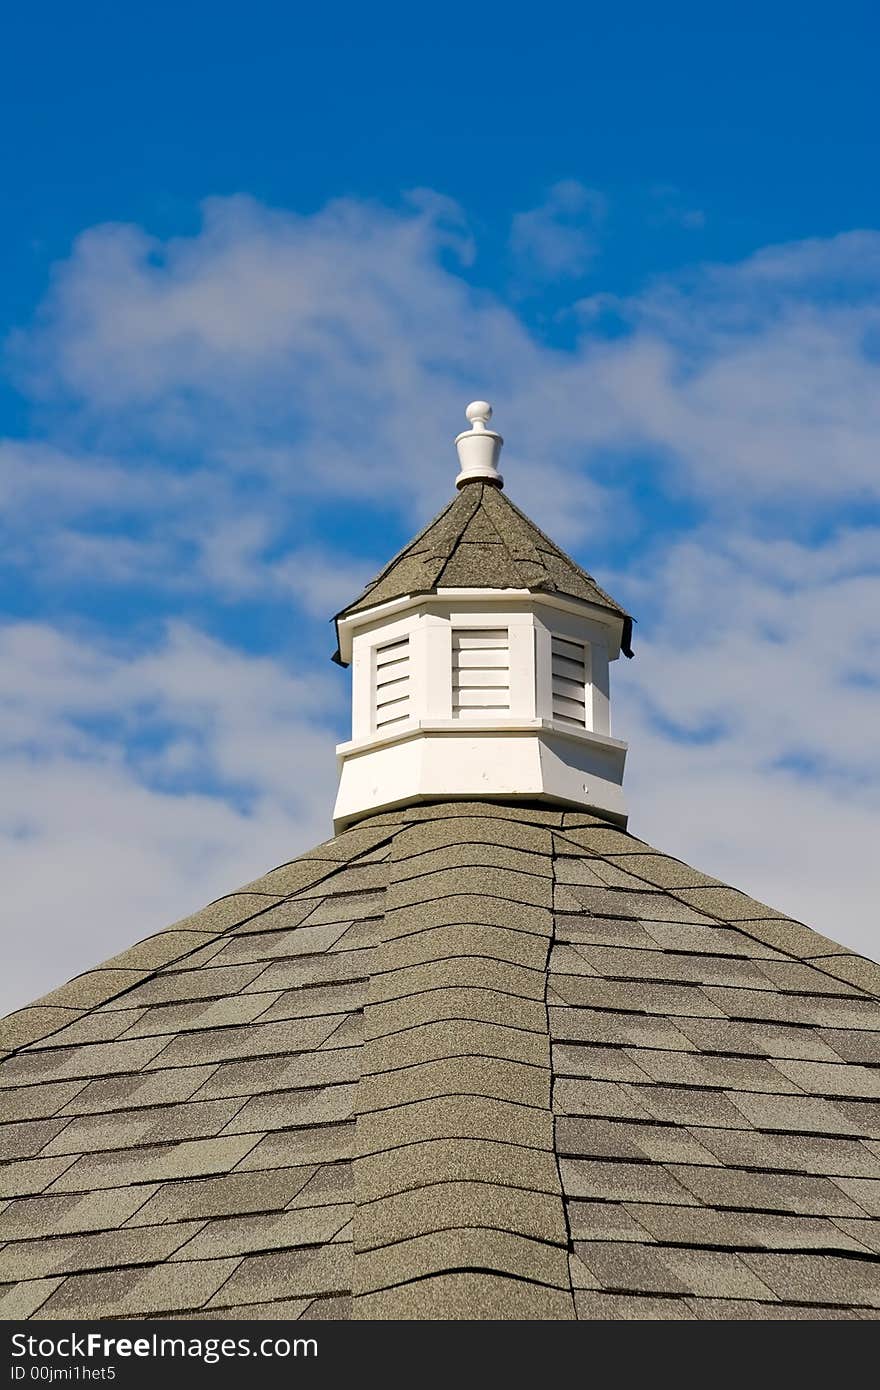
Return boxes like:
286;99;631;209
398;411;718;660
331;402;632;830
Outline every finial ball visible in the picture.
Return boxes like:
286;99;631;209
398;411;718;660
465;400;493;427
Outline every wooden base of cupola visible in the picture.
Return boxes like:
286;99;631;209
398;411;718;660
333;720;627;831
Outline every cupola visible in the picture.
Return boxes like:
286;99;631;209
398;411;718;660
331;402;633;830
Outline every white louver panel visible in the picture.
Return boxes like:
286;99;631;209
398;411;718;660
452;628;510;717
374;636;410;729
552;635;588;727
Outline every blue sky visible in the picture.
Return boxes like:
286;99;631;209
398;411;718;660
2;2;880;1010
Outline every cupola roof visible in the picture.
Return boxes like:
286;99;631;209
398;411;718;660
333;403;633;663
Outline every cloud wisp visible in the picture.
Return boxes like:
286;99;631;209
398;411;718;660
510;180;608;281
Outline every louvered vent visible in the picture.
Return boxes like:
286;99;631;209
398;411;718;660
552;635;588;727
374;637;410;729
452;628;510;717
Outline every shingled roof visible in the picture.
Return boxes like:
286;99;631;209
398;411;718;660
2;800;879;1321
333;482;634;659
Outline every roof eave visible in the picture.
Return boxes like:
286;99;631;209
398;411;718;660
332;586;632;666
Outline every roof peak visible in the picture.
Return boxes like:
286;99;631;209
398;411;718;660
334;478;633;656
454;399;504;489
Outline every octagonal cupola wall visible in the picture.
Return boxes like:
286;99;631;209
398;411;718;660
331;402;633;831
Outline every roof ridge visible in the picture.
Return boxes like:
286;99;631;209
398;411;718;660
479;485;546;569
428;483;508;586
456;490;509;549
428;486;490;589
421;483;483;561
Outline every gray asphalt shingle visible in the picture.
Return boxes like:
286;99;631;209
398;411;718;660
0;799;877;1321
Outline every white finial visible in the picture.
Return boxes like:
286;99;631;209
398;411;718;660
455;400;504;488
465;400;493;430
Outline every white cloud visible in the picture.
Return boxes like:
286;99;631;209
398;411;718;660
0;440;138;515
272;547;377;619
622;531;880;777
15;204;880;531
510;181;607;281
